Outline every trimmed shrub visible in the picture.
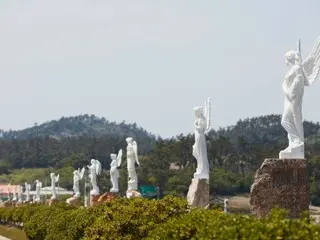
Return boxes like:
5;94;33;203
83;195;189;240
146;208;320;240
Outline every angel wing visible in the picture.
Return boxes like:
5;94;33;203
55;174;60;183
79;167;85;180
204;97;211;133
302;36;320;86
132;141;140;166
117;149;123;167
95;160;102;175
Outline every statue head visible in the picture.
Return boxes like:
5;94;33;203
73;170;78;175
285;50;301;66
193;106;203;117
50;173;55;178
90;159;95;165
126;137;133;143
110;153;117;160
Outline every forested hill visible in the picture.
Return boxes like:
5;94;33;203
1;114;320;204
217;114;320;145
0;114;155;141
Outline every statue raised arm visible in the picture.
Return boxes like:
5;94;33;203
279;37;320;159
192;97;211;180
110;149;122;192
126;137;139;190
50;173;59;200
88;159;101;195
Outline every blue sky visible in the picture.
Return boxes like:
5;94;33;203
0;0;319;137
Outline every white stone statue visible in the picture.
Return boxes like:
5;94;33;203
24;182;31;202
192;97;211;180
35;180;42;202
18;186;23;203
110;149;123;192
88;159;102;195
12;186;17;202
224;198;229;213
66;168;85;205
73;168;85;198
126;137;140;190
50;173;59;200
7;184;11;201
279;37;320;159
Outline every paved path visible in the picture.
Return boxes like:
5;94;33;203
0;236;10;240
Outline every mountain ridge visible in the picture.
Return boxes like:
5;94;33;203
0;114;155;141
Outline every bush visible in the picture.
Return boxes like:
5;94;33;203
146;208;320;240
0;198;320;239
84;195;189;240
23;203;76;240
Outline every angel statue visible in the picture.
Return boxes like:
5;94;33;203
18;185;23;204
279;37;320;159
35;180;42;202
88;159;102;195
72;168;85;198
126;137;140;190
12;186;17;202
24;182;31;202
192;97;211;180
50;173;60;200
110;149;123;192
7;184;11;201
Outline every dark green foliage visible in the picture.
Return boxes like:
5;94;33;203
83;196;189;240
146;208;320;240
0;114;320;203
0;199;320;240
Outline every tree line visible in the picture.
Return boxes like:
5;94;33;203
1;114;320;204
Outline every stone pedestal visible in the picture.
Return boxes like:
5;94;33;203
126;189;142;199
66;196;80;205
49;198;57;206
90;194;100;207
187;178;209;207
250;158;309;218
97;192;118;203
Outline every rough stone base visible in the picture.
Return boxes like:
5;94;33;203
90;194;100;207
126;189;142;199
250;158;309;218
49;198;58;206
66;196;80;205
97;192;118;203
187;178;209;207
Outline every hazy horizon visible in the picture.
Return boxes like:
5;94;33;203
1;1;320;138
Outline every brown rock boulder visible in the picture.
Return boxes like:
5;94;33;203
250;158;309;218
97;192;118;203
187;178;209;207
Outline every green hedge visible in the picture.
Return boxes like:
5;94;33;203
0;197;319;240
147;209;320;240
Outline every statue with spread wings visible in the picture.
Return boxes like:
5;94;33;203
110;149;122;192
280;37;320;159
126;137;140;190
50;173;60;200
88;159;102;195
73;167;85;198
192;97;211;180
